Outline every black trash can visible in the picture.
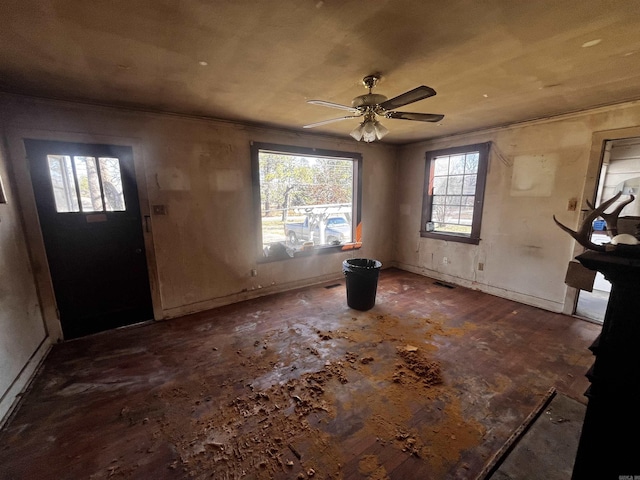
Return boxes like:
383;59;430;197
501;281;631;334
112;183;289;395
342;258;382;311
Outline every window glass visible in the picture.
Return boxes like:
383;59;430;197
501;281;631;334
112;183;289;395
253;144;361;260
99;157;126;211
422;143;490;244
433;157;449;176
465;152;479;173
47;155;80;212
74;156;103;212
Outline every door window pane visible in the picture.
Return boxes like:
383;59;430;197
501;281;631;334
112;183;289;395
99;157;126;211
47;155;80;212
46;151;128;214
74;156;104;212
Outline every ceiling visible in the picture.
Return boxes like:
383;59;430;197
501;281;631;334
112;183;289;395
2;0;640;144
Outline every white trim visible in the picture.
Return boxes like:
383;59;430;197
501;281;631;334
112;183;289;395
0;338;52;428
563;126;640;315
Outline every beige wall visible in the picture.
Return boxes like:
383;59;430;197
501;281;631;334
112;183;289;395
395;101;640;312
0;94;397;334
3;92;640;421
0;134;50;423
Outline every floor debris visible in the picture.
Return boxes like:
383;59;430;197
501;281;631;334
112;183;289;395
0;270;599;480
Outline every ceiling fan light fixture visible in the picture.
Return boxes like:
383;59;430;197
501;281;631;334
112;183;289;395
362;119;377;143
373;120;389;139
350;118;389;143
308;74;443;141
350;123;364;141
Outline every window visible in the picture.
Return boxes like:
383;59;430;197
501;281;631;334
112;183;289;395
421;143;490;244
251;143;362;260
46;155;126;213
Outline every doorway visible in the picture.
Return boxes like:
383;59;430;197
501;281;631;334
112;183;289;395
574;136;640;322
25;139;153;339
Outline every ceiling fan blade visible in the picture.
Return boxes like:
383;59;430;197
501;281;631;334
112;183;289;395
303;115;361;128
385;111;444;122
307;99;359;113
379;86;436;111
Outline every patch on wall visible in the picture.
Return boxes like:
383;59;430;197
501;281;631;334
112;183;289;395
210;169;243;192
156;167;191;191
510;154;558;197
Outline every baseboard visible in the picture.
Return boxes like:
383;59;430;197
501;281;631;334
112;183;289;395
0;337;52;429
393;261;564;313
161;271;349;319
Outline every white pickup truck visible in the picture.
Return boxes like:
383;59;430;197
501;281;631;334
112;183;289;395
285;216;351;245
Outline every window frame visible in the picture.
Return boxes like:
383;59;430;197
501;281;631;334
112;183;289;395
250;142;363;262
420;142;490;245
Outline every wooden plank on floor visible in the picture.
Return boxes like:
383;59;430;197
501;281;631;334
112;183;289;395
476;386;557;480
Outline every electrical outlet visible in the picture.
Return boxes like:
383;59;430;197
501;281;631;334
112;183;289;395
251;269;257;277
152;204;167;215
443;257;449;265
478;262;484;271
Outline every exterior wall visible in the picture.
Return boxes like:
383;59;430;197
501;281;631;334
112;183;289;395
0;135;50;423
0;94;397;334
395;101;640;312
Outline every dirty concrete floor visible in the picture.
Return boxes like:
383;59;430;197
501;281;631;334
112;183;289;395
0;268;599;479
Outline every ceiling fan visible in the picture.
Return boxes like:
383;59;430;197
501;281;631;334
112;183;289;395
303;74;444;142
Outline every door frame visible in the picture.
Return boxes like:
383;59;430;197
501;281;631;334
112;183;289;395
563;125;640;315
5;127;162;341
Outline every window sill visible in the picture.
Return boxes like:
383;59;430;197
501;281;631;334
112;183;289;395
419;231;480;245
258;242;362;263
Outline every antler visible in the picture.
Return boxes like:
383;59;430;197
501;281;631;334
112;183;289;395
553;192;624;252
586;194;635;237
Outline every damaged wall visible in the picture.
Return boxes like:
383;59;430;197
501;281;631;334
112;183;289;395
4;91;640;417
395;101;640;312
0;137;50;422
0;94;397;336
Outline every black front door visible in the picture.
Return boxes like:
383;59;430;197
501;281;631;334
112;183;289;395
25;139;153;339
